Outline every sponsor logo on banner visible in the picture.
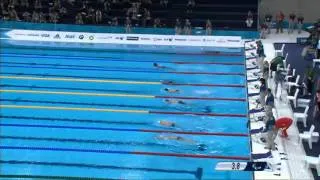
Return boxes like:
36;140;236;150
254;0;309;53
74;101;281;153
203;38;215;42
126;36;139;41
65;34;75;39
79;35;84;39
227;40;240;42
174;38;186;41
153;38;162;41
27;33;39;37
98;36;113;40
54;34;61;39
189;38;201;42
41;34;50;37
217;39;226;43
164;38;172;41
115;36;124;40
89;35;94;40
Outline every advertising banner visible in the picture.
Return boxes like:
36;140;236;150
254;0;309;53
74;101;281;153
6;29;243;48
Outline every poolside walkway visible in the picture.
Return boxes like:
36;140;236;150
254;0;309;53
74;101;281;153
246;29;313;180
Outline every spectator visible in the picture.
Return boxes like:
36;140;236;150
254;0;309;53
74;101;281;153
184;19;192;35
288;12;296;34
31;10;40;23
160;0;168;8
175;18;182;35
22;11;31;22
103;0;111;12
265;13;272;34
142;8;151;27
186;0;195;13
34;0;42;9
75;12;84;24
205;19;212;35
39;12;47;23
53;0;61;9
8;7;19;21
276;11;284;33
95;9;103;24
49;10;59;23
20;0;29;8
111;16;118;26
153;17;161;28
297;15;304;34
260;23;267;39
87;7;96;24
8;0;18;8
245;11;253;28
125;16;132;33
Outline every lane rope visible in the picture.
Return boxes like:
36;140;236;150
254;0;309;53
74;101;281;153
0;105;247;117
0;146;250;160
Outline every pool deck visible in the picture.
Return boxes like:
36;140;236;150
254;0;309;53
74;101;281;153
245;30;313;180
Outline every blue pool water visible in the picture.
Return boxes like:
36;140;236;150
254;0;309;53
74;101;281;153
0;39;252;179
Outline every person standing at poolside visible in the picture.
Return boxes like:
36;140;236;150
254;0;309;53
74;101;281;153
205;19;212;35
288;12;296;34
259;78;267;107
297;15;304;34
265;88;275;114
276;11;284;33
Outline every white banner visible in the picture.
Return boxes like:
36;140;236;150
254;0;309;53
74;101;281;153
6;29;243;48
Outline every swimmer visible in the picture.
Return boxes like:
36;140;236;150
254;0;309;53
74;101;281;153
156;134;208;151
159;120;176;127
153;63;166;69
165;99;186;105
161;80;174;84
164;88;180;93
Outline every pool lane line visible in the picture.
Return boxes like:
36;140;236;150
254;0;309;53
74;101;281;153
149;110;246;117
0;89;154;98
0;174;117;180
2;52;244;67
1;61;156;71
0;123;248;137
0;75;161;85
1;51;242;61
173;61;244;65
0;115;150;125
1;64;246;76
0;75;245;88
0;89;246;102
0;105;247;118
0;160;201;176
0;84;142;94
0;135;179;148
1;61;244;70
0;98;171;110
1;122;246;137
0;146;250;160
3;52;243;66
1;72;158;83
172;72;244;76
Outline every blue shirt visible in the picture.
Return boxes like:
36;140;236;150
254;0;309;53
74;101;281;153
260;84;266;93
266;94;275;107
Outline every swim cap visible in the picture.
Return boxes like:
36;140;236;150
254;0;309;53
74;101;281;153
197;144;208;151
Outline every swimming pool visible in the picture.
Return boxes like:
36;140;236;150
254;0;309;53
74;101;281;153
0;39;251;179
